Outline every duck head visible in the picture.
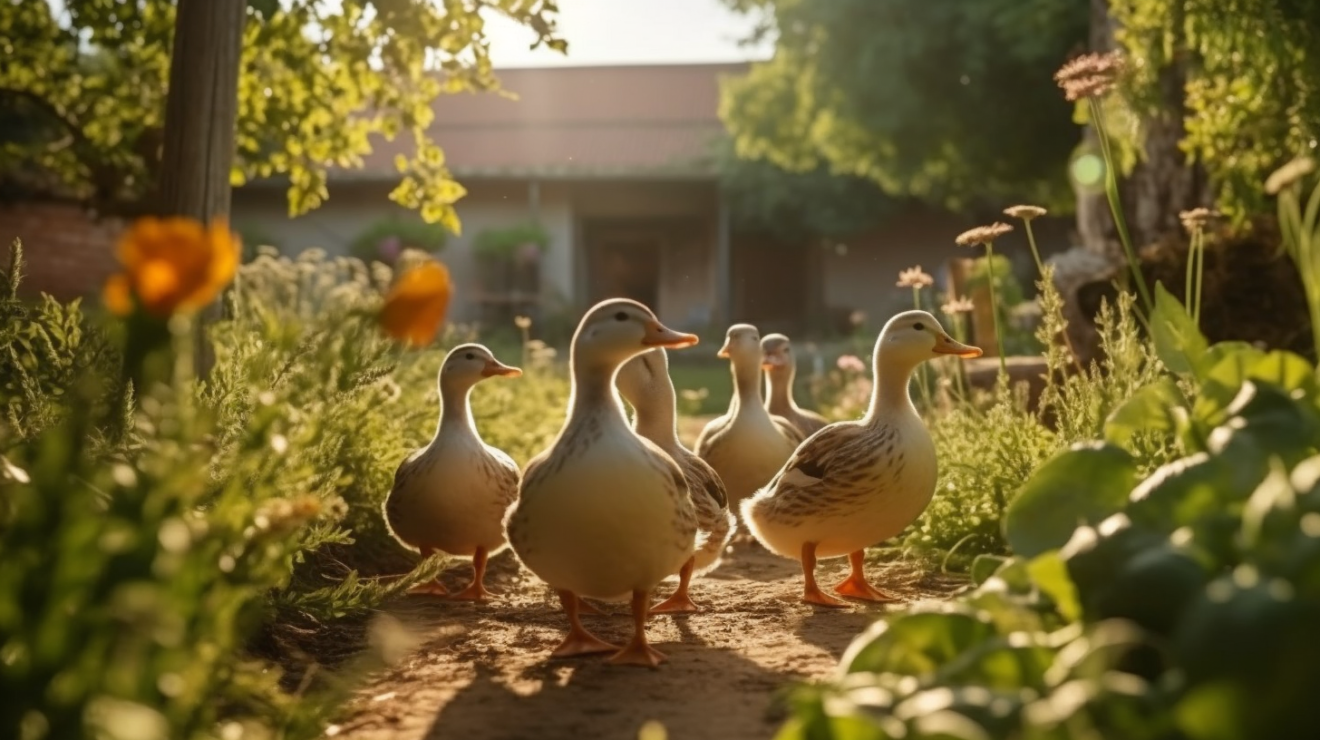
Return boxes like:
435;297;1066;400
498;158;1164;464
716;323;762;367
440;343;522;392
760;333;794;378
876;310;982;369
616;347;672;412
572;298;698;372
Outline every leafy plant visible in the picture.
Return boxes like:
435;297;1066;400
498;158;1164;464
473;222;551;259
348;216;449;266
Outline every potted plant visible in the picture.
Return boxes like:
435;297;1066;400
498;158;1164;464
348;217;448;266
473;222;550;293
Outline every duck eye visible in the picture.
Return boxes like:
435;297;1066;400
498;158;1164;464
913;323;925;331
614;311;628;322
465;352;475;360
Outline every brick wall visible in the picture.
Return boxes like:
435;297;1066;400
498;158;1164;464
0;201;122;301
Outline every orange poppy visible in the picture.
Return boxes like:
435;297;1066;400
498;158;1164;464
103;216;241;317
379;260;452;347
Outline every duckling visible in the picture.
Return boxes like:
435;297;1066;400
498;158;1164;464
742;311;981;607
617;348;735;614
761;333;829;438
384;344;523;601
695;324;804;512
505;299;701;667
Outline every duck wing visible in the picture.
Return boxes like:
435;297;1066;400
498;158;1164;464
767;422;881;494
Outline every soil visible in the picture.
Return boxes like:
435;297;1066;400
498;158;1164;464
326;544;967;740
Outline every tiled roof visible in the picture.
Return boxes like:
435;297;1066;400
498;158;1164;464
356;63;747;179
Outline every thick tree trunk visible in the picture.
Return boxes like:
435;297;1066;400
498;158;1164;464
156;0;246;378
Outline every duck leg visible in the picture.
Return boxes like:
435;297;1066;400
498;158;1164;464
801;542;848;608
448;546;494;601
406;546;449;596
833;550;897;602
608;590;667;667
551;590;617;658
651;557;700;614
576;594;605;615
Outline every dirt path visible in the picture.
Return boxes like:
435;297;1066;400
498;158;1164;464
328;543;966;740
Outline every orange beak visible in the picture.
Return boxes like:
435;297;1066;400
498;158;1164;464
932;333;983;359
642;320;699;350
761;350;788;369
481;359;523;378
717;338;732;358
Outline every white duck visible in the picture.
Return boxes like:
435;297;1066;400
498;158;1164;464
695;324;804;512
616;348;736;613
505;299;700;667
383;343;523;601
760;333;830;438
742;311;981;607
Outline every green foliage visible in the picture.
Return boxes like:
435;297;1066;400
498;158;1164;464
0;0;565;229
719;0;1089;211
473;222;551;259
347;216;449;266
780;291;1320;739
1110;0;1320;219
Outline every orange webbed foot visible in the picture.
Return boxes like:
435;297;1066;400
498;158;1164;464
833;576;897;603
650;590;701;615
447;581;496;602
407;580;449;596
550;629;618;658
803;583;851;608
607;641;667;668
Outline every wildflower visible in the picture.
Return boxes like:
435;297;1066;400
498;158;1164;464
941;296;975;315
1265;156;1316;195
103;216;240;317
1054;51;1125;101
1178;207;1221;233
514;315;532;330
1004;205;1047;221
955;222;1013;247
378;260;452;348
896;266;935;289
836;354;866;373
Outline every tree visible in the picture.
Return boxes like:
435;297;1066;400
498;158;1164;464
1107;0;1320;221
0;0;565;232
718;0;1090;213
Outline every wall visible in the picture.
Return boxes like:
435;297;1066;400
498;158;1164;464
0;201;122;301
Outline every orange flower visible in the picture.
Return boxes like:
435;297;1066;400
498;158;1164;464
379;260;452;347
103;216;241;317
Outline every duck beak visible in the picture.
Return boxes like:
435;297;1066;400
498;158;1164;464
642;320;699;349
481;359;523;378
762;351;787;369
932;333;983;359
717;338;732;358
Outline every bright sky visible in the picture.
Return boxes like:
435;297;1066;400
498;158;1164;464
484;0;772;68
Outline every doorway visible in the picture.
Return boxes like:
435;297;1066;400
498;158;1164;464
585;231;662;307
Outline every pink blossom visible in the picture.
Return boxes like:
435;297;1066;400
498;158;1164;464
378;236;402;262
836;354;866;373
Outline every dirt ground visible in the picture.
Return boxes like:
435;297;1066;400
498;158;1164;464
326;542;967;740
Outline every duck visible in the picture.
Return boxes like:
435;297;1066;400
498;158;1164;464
760;333;830;438
695;324;804;512
616;348;736;613
741;311;981;607
383;343;523;601
505;298;701;667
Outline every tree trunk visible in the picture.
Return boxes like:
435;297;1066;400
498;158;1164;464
156;0;246;378
1077;0;1212;258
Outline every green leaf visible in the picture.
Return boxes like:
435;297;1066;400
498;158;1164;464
1103;376;1185;447
970;554;1010;586
1026;551;1081;622
1149;283;1209;376
840;609;998;677
1194;348;1316;426
1004;442;1137;558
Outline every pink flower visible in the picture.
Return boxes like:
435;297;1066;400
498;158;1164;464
836;354;866;373
378;236;402;262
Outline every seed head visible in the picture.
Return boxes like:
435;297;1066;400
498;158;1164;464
1055;51;1125;101
955;222;1013;248
1004;205;1047;221
1265;156;1316;195
1178;207;1221;233
896;265;935;289
941;295;975;315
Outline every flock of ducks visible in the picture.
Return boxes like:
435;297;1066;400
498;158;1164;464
383;298;982;668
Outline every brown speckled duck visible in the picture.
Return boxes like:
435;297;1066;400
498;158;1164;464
505;299;700;667
760;333;829;438
696;324;804;513
383;344;523;601
617;348;735;614
742;311;981;607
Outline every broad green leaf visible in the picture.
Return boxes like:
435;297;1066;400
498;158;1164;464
1149;283;1209;376
1127;444;1267;531
970;554;1010;586
1004;443;1137;558
1103;376;1185;447
840;609;998;676
1195;349;1317;425
1026;551;1081;622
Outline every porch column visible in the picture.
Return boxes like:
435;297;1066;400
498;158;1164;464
715;191;732;326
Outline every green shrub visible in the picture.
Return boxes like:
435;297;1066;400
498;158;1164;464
473;221;550;258
347;216;448;266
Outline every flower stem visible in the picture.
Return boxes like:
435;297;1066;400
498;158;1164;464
911;285;933;410
1192;230;1205;326
985;243;1008;379
1089;97;1153;316
1022;220;1046;276
1183;230;1197;320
